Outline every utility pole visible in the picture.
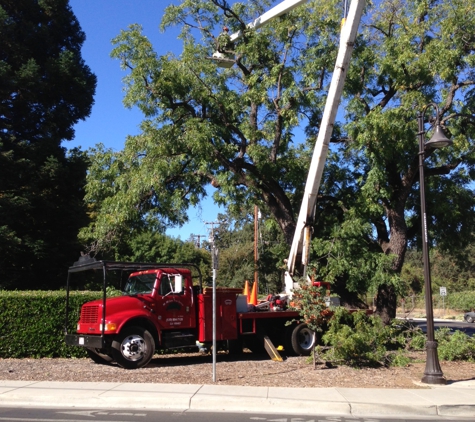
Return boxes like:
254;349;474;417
205;221;219;244
254;206;259;295
190;234;206;248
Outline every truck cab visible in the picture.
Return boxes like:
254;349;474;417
65;258;204;369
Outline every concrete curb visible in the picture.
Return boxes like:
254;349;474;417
1;380;475;417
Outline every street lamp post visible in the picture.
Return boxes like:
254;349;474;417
417;103;452;385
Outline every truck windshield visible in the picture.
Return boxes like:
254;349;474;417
124;273;156;295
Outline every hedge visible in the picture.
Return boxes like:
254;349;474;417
2;289;474;359
0;291;101;358
445;291;475;312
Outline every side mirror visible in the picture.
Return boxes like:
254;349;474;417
173;275;183;293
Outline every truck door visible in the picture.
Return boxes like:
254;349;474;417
156;273;193;330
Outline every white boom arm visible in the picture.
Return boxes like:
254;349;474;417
211;0;310;67
285;0;365;294
230;0;308;42
212;0;365;293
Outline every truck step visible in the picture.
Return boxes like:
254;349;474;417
162;332;196;349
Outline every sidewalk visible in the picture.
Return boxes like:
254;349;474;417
1;379;475;418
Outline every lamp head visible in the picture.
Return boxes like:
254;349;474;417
425;124;452;149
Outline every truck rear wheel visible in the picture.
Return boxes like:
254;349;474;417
284;323;298;356
111;326;155;369
290;323;315;356
86;348;113;365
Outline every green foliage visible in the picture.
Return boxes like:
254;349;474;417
320;309;388;366
408;329;426;351
409;327;475;361
387;351;411;367
0;290;102;358
403;245;475;296
213;219;255;289
0;0;96;289
80;222;212;286
310;204;402;303
121;231;212;285
323;0;475;318
319;308;415;367
105;286;122;298
211;212;287;292
318;308;475;367
446;291;475;312
435;329;475;362
120;230;210;263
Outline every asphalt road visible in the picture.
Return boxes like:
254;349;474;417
411;319;475;336
0;407;474;422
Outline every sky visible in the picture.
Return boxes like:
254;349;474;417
67;0;223;241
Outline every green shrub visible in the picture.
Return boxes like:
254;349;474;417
0;290;101;358
406;326;475;361
435;328;475;361
386;350;411;367
318;308;424;367
319;308;389;366
318;308;475;367
446;291;475;312
408;329;426;350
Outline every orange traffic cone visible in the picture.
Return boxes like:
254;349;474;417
250;281;258;305
243;280;250;303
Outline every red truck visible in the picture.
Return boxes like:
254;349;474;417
65;256;317;369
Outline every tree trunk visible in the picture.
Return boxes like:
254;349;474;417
261;189;296;246
375;283;397;325
375;207;408;324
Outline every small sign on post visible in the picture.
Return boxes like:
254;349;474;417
440;286;447;315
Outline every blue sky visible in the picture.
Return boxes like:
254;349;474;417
67;0;223;241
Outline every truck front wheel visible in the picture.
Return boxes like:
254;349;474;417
111;326;155;369
290;323;315;356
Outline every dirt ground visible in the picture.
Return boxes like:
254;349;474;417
1;350;474;389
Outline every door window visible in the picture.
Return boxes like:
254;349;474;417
159;274;173;296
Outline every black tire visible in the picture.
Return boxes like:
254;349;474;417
284;322;298;356
465;315;475;323
86;348;113;365
111;326;155;369
290;323;315;356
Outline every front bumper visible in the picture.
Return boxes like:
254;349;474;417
65;334;106;349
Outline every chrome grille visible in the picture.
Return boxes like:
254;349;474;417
81;305;99;323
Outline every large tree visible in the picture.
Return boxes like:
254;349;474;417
337;0;475;321
80;0;340;248
82;0;475;321
0;0;96;288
